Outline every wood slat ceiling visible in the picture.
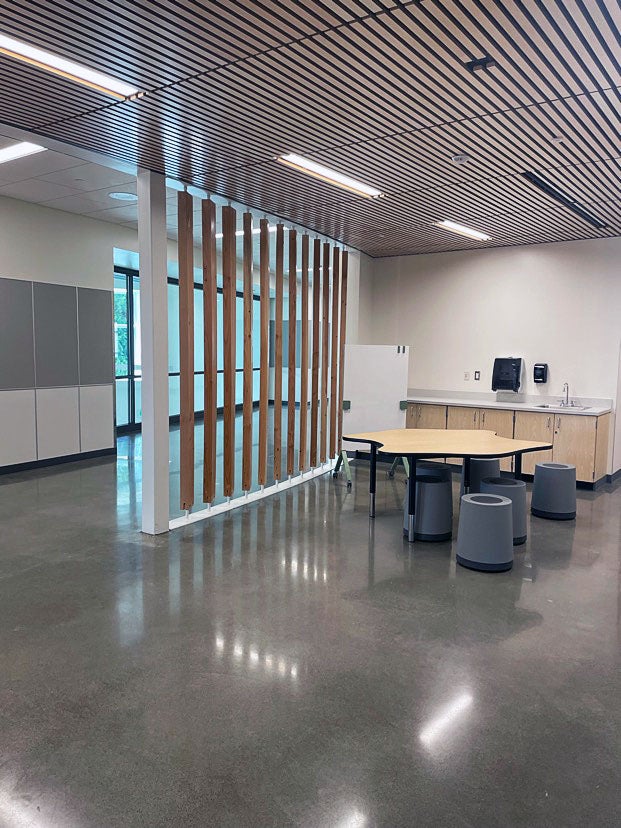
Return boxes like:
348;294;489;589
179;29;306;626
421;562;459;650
0;0;619;256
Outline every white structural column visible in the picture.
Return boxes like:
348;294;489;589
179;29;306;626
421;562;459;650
137;169;169;534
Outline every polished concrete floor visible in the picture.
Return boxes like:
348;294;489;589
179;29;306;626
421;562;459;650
1;448;620;827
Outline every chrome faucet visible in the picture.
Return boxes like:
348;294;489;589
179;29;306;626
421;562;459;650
561;382;570;407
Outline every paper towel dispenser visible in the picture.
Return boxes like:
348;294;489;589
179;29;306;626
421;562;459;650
492;357;523;392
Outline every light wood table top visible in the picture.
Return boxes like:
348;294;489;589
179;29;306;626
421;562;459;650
343;428;552;458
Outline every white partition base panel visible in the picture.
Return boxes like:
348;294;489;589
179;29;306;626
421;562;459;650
169;460;337;530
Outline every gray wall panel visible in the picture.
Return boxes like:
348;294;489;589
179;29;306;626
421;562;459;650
0;278;35;389
78;288;114;385
33;283;79;387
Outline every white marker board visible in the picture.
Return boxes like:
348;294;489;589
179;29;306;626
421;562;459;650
342;344;410;434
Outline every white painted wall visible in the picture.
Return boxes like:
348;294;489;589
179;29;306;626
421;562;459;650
359;236;621;473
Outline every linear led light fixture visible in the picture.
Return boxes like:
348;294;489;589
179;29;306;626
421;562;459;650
277;153;383;198
522;171;607;229
0;34;140;99
0;141;46;164
434;219;491;241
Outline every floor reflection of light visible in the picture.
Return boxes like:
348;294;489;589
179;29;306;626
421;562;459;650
291;560;298;575
278;658;286;676
215;636;225;652
233;642;244;659
419;692;473;746
335;809;367;828
323;570;328;582
290;665;298;678
249;648;259;665
265;654;273;669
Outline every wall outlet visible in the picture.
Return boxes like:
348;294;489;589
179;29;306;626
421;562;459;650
474;370;481;381
464;371;470;381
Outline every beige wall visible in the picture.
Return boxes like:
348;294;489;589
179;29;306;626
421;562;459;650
360;236;621;473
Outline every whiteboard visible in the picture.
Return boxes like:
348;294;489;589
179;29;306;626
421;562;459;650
342;344;410;434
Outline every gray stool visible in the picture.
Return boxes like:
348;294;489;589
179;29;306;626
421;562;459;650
403;475;453;541
456;493;513;572
531;463;577;520
480;476;527;545
460;457;501;495
417;461;452;483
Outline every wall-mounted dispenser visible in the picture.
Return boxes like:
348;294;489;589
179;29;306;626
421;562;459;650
492;357;523;392
533;363;548;384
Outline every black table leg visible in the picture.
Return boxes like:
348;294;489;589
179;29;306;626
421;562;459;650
369;444;377;518
463;456;471;493
514;453;522;480
407;455;417;542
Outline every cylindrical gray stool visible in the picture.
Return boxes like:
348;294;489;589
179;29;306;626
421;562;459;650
417;461;452;483
403;475;453;541
531;463;576;520
460;457;501;495
456;493;513;571
480;476;527;545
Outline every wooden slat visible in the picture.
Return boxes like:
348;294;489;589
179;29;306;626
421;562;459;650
299;235;309;471
320;241;330;464
242;211;253;491
337;250;348;452
222;204;237;497
310;238;321;467
273;223;285;481
258;218;270;485
287;228;297;477
202;198;217;504
329;247;340;459
178;190;194;511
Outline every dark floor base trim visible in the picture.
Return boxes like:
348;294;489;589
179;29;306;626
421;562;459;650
413;530;452;542
457;555;513;572
513;535;527;546
0;447;116;476
605;469;621;484
531;508;576;521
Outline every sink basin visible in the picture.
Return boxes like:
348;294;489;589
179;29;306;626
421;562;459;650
536;404;591;411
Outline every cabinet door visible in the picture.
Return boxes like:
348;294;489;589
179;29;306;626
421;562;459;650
480;408;514;472
514;411;553;476
417;403;447;429
406;403;418;429
446;406;478;466
552;414;597;482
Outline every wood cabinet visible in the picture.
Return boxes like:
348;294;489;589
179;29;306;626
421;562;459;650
406;403;446;429
552;413;610;483
447;405;514;470
514;411;554;475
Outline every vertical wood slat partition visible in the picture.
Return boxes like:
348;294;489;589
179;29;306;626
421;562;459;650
273;224;284;481
310;239;321;468
178;190;194;511
320;242;330;464
299;235;309;471
329;248;340;459
222;204;237;497
202;199;217;504
287;229;297;477
242;212;253;492
337;251;349;452
258;219;270;486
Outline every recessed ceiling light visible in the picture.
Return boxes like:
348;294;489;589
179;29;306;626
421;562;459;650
109;191;137;201
277;153;383;198
0;141;46;165
522;171;607;229
0;34;140;99
434;220;491;241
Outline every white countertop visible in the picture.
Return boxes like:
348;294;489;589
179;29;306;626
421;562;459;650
406;392;612;417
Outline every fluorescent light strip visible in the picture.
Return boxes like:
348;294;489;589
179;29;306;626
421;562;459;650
0;34;140;99
278;153;382;198
0;141;46;164
434;220;491;241
522;171;607;229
